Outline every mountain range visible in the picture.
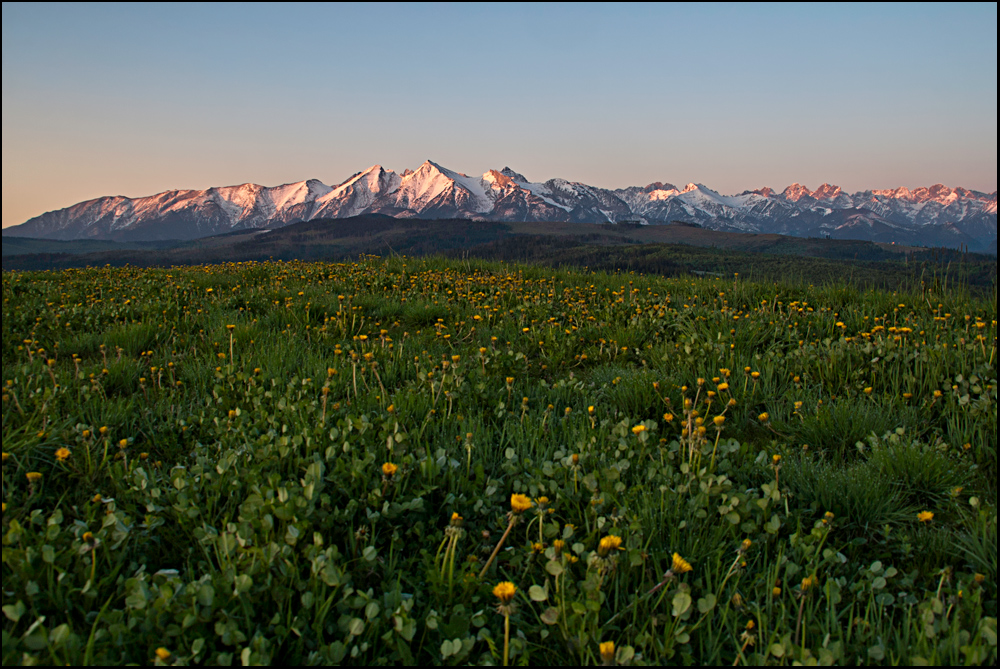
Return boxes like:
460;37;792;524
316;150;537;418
4;161;996;253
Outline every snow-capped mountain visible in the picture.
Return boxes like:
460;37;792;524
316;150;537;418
5;161;996;252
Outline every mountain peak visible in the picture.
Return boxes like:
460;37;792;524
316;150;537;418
484;170;517;189
813;183;843;200
642;182;679;193
500;167;528;183
782;183;814;202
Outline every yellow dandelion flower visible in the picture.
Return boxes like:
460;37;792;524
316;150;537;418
663;413;674;423
772;454;782;465
714;416;725;428
55;448;71;462
155;648;171;662
918;511;934;524
1;452;9;465
510;494;533;514
672;553;693;574
119;439;128;449
382;462;398;478
718;383;730;392
740;539;752;553
26;472;42;484
631;425;646;435
772;587;782;597
598;535;623;557
758;413;770;423
599;641;616;663
493;581;517;605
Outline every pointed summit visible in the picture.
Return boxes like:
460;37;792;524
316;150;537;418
500;167;528;183
813;183;843;200
782;183;813;202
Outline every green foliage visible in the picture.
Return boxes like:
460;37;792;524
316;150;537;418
1;258;996;666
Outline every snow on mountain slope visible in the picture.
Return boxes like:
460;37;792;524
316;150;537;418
4;162;995;251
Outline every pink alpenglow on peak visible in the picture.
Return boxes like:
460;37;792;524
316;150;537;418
3;160;995;254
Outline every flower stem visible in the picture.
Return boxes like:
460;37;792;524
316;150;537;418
503;614;510;667
479;516;517;580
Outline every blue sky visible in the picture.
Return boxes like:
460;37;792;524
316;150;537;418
2;2;996;228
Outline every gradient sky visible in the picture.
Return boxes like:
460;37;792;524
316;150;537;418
2;2;997;229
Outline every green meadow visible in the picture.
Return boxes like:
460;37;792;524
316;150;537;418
2;258;996;666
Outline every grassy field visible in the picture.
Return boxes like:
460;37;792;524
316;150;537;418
2;258;997;666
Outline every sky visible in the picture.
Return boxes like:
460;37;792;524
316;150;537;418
2;2;997;229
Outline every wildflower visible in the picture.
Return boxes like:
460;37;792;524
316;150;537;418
823;511;835;525
494;581;517;605
588;406;596;416
773;587;782;597
758;413;770;423
740;539;752;553
714;416;725;428
1;452;9;465
918;511;934;524
119;439;128;449
975;574;986;585
718;383;729;392
55;448;71;462
553;540;566;557
382;462;398;478
864;387;873;396
155;648;171;662
801;575;816;592
600;641;616;664
571;454;580;466
772;454;782;466
598;535;623;557
672;553;693;574
751;372;761;380
511;494;533;514
26;472;42;484
93;494;102;504
632;425;646;436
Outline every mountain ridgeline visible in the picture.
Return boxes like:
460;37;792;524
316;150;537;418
4;161;996;253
